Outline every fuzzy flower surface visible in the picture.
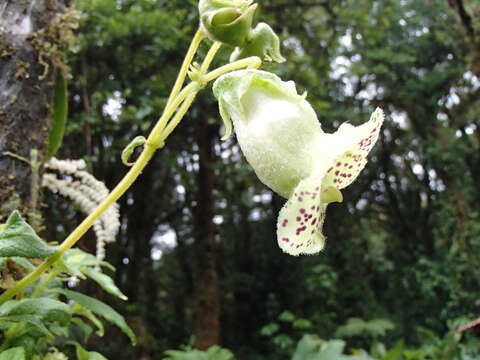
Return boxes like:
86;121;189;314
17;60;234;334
213;69;384;255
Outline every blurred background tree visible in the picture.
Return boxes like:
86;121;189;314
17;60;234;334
39;0;480;358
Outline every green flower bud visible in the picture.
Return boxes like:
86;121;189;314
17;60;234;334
213;69;384;256
199;0;257;47
230;23;286;63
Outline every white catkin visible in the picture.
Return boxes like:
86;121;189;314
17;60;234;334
42;158;120;264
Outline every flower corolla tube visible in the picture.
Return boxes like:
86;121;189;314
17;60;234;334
213;69;384;255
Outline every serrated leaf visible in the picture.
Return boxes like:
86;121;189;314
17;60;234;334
0;211;56;259
0;346;25;360
0;298;71;326
46;74;68;161
54;288;136;345
82;267;127;300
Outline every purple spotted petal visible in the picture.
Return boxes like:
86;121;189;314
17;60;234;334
323;108;384;189
277;173;328;255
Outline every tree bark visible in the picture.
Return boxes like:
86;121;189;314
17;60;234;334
0;0;72;221
447;0;480;77
193;120;219;349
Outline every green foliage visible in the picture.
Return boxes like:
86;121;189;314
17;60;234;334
46;74;69;161
292;335;353;360
81;267;127;300
0;347;25;360
53;289;136;345
0;216;132;359
8;0;479;358
335;318;395;339
163;345;235;360
0;211;55;259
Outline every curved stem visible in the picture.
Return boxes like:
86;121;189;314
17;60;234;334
203;56;262;83
31;269;59;298
160;92;198;141
0;145;156;305
151;42;222;145
0;35;205;307
165;28;204;109
0;36;260;306
200;41;222;73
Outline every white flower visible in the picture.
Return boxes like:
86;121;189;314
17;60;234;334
213;69;384;255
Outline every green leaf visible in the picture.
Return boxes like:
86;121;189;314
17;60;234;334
0;347;25;360
54;255;85;278
10;257;36;272
334;318;395;339
164;345;234;360
0;211;56;259
278;310;295;323
259;322;279;336
71;317;94;342
46;74;68;161
71;302;104;337
9;335;37;360
82;267;128;300
0;298;71;327
64;248;115;272
54;288;136;345
293;318;313;330
74;342;90;360
0;314;54;338
87;352;109;360
292;335;350;360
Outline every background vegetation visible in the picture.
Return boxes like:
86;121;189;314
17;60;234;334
31;0;480;358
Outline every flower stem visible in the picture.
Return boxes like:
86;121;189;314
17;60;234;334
203;56;262;83
0;34;261;307
165;28;205;109
0;31;205;306
31;269;59;298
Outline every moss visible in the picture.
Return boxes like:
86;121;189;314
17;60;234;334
14;59;30;79
28;7;81;80
0;192;22;222
0;42;15;59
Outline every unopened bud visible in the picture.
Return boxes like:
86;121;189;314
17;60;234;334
199;0;257;47
230;23;285;63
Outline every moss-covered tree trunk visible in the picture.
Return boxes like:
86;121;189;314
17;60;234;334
0;0;72;221
193;120;219;349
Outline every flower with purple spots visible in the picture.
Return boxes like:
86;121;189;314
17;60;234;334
213;69;384;255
